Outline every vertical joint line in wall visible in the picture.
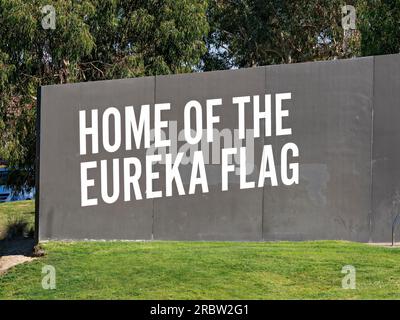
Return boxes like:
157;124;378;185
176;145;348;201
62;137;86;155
261;67;267;241
369;57;376;242
261;163;265;241
151;76;157;241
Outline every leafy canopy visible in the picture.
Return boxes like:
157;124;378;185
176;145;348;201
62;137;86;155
0;0;209;189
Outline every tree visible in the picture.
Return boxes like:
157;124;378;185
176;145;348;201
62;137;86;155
202;0;400;70
0;0;209;190
357;0;400;56
202;0;358;69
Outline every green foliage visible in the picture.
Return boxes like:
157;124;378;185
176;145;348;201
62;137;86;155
357;0;400;56
202;0;400;69
203;0;354;69
0;0;209;189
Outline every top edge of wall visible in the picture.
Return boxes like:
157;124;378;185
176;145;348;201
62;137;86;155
40;53;399;90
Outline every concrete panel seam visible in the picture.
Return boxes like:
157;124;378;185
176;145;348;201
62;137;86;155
261;66;267;241
369;56;376;242
151;76;157;241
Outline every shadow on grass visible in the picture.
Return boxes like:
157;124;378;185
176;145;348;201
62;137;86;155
0;218;35;257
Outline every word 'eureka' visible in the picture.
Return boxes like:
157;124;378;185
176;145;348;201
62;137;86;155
79;93;299;207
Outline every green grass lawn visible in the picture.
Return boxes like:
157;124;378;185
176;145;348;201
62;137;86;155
1;201;400;299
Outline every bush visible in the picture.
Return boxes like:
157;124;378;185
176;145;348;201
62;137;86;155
3;217;34;240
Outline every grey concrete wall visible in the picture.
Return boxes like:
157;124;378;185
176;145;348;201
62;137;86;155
153;68;265;241
37;54;400;242
39;78;156;240
263;58;373;242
